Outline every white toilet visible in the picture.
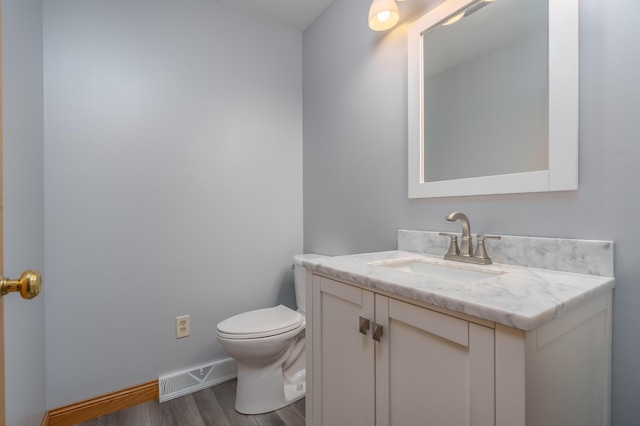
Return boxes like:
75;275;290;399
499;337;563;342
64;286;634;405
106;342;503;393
216;254;325;414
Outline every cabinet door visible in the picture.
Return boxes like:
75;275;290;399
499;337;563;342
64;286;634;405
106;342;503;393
375;295;495;426
312;277;375;426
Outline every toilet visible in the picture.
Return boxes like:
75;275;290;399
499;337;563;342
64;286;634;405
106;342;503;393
216;254;326;414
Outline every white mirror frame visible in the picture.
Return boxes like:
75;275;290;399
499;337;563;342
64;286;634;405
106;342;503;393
408;0;578;198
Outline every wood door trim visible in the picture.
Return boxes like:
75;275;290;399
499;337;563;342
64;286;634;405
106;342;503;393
42;380;159;426
1;0;6;423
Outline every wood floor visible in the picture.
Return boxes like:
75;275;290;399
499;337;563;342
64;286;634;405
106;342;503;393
75;380;305;426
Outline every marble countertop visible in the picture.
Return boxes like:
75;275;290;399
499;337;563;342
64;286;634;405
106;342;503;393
302;250;615;331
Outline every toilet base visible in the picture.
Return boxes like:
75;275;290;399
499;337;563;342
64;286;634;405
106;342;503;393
234;362;306;414
216;308;307;415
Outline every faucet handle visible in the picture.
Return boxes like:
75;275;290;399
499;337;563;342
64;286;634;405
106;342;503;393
439;232;460;256
474;235;501;261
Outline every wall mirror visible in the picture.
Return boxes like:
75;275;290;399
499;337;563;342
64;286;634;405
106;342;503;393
408;0;578;198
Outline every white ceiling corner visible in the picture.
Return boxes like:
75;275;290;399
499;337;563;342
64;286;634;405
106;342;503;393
222;0;335;31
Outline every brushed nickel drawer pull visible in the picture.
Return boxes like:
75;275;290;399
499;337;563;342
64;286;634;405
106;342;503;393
372;322;383;342
359;316;370;335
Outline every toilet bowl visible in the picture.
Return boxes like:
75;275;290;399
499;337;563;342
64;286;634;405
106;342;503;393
216;254;326;414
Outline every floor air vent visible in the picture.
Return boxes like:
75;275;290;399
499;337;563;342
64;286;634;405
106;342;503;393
159;358;238;402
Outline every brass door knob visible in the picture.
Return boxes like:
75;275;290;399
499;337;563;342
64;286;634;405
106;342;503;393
0;270;42;299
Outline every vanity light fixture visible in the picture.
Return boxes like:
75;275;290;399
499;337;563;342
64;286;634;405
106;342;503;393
368;0;400;31
442;12;464;26
442;0;495;27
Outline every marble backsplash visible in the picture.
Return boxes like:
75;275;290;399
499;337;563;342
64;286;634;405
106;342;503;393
398;230;614;278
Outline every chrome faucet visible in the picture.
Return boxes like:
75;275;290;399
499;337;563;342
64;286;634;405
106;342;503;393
439;212;501;265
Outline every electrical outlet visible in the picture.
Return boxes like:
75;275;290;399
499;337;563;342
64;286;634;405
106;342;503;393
176;315;190;338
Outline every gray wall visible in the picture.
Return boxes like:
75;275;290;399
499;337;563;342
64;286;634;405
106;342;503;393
303;0;640;424
2;0;47;424
43;0;303;408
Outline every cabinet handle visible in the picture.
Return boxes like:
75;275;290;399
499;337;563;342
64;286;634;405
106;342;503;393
359;316;370;335
372;322;383;342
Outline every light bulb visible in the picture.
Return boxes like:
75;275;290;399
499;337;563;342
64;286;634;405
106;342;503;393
368;0;400;31
377;11;391;22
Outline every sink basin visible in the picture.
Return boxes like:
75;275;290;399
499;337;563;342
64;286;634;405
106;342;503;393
374;259;502;283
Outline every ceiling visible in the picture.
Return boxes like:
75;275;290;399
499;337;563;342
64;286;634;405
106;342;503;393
221;0;335;31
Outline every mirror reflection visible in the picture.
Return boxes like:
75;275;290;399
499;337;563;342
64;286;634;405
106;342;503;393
423;0;549;183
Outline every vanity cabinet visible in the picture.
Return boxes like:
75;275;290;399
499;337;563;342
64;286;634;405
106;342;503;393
306;272;612;426
308;275;494;426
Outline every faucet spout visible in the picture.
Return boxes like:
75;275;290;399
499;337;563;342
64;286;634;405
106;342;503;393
446;212;473;256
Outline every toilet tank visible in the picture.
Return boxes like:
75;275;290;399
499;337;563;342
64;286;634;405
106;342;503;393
293;254;327;314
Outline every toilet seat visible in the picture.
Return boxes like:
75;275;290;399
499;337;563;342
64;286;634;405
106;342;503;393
217;305;303;339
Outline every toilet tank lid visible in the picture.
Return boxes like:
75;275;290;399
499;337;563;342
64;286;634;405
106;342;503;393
217;305;302;337
293;253;328;266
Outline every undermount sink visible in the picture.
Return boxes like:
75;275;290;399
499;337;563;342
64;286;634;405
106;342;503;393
374;259;503;283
